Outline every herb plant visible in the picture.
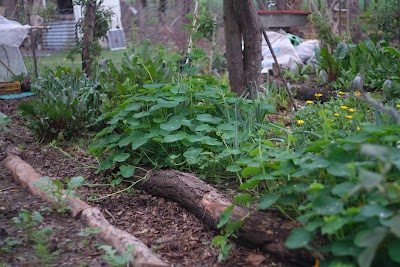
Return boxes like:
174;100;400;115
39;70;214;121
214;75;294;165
18;67;102;141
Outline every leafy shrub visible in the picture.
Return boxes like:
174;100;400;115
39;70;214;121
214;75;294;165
18;67;102;141
90;75;274;181
316;41;400;92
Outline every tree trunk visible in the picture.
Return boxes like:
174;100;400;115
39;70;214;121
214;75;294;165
223;0;262;96
348;0;362;43
136;169;313;266
81;0;96;78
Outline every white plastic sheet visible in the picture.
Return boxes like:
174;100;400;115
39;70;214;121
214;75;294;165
0;16;30;82
261;31;303;73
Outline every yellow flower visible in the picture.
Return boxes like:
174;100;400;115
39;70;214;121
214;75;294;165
341;106;349;110
355;91;361;96
334;113;340;117
338;91;346;95
297;120;305;125
315;93;323;98
349;108;355;112
306;100;314;104
346;115;353;119
327;119;334;122
357;126;361;131
397;104;400;109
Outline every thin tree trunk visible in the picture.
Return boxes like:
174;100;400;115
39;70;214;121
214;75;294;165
348;0;362;42
81;0;96;78
223;0;262;96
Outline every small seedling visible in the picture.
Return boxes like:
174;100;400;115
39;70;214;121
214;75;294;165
77;227;101;248
34;176;84;213
11;209;43;241
99;244;134;267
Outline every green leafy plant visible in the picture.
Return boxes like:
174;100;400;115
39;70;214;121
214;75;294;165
34;176;85;213
11;209;44;241
0;112;10;134
18;66;102;141
99;244;134;267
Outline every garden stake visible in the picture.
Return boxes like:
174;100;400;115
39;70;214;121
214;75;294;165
261;27;297;111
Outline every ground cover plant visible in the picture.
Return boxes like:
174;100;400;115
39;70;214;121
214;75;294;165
18;67;103;141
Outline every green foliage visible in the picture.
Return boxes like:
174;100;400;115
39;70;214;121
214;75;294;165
99;244;134;267
372;0;400;44
0;112;10;135
311;12;340;48
91;76;274;180
91;44;274;181
316;41;400;91
18;67;102;141
293;92;372;144
283;125;400;266
11;209;44;241
11;209;61;265
34;176;85;213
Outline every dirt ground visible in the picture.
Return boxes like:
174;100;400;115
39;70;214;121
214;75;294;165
0;98;287;266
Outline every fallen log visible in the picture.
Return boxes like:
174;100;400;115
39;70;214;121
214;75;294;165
137;169;313;266
3;155;167;267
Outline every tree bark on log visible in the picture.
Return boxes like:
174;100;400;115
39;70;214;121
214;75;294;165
137;169;313;266
2;155;167;267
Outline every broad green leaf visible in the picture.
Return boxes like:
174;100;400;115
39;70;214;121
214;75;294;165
226;165;241;172
388;238;400;263
331;240;361;256
360;204;393;219
304;220;323;232
157;99;179;108
390;215;400;238
119;165;135;178
327;162;352;177
132;111;151;119
202;137;222;146
195;124;212;132
196;114;221;124
332;182;359;198
241;166;261;177
358;168;382;190
183;147;203;160
234;194;255;204
164;132;187;143
321;216;348;234
68;176;84;189
217;205;234;228
97;158;113;172
160;120;182;131
113;153;130;163
354;227;387;247
285;228;312;249
131;136;148;150
360;144;390;159
187;135;207;143
143;83;165;89
125;103;142;111
358;246;378;267
258;194;279;209
312;195;344;215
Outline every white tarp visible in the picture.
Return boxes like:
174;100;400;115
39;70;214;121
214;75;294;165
261;31;303;73
0;16;30;82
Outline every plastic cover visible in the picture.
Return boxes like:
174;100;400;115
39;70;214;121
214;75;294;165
0;16;30;82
